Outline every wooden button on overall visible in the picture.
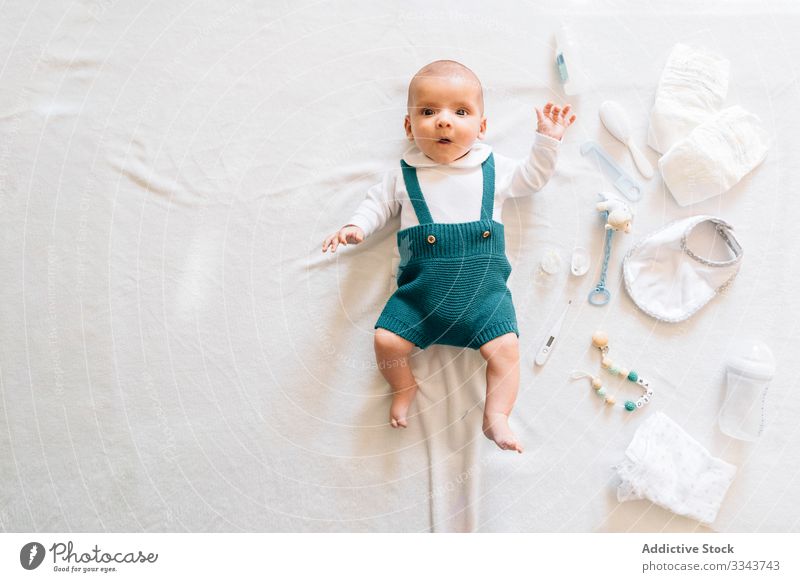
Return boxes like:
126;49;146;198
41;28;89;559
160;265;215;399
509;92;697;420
427;234;436;244
482;230;491;238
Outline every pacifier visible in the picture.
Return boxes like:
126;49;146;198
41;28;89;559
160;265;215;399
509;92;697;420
570;247;590;276
540;249;562;275
534;248;563;285
718;339;776;441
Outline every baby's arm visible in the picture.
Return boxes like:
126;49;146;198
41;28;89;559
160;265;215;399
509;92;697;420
504;132;561;198
321;172;400;253
504;102;577;199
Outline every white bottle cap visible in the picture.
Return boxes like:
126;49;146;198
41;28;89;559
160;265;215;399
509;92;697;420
726;340;775;381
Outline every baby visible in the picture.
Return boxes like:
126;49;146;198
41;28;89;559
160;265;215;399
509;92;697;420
322;60;575;453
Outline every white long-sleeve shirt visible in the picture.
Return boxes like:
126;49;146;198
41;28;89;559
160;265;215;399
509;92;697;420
346;133;561;281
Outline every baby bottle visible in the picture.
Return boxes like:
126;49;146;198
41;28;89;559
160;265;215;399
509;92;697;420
718;339;775;441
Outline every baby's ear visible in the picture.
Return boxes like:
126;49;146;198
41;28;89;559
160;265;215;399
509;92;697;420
404;115;414;141
477;115;487;140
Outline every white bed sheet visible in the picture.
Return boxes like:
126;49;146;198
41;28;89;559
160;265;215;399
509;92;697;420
2;0;799;532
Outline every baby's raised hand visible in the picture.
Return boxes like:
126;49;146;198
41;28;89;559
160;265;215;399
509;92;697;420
322;224;364;253
535;102;577;141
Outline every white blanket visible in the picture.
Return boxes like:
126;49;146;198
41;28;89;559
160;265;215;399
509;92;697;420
2;0;799;533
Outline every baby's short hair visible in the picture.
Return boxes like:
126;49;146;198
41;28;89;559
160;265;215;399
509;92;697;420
407;60;484;113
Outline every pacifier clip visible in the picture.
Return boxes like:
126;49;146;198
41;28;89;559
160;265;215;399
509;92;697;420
571;331;654;412
588;225;614;306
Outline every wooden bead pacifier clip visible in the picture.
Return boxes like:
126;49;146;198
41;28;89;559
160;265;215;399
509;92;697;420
570;331;654;413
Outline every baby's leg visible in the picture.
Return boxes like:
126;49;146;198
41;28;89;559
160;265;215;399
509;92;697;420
479;332;523;453
374;328;418;428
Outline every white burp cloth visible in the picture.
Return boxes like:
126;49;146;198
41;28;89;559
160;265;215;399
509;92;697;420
659;106;770;207
648;43;730;154
614;412;737;525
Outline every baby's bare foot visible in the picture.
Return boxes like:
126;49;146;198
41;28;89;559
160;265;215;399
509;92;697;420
389;385;418;429
482;412;523;453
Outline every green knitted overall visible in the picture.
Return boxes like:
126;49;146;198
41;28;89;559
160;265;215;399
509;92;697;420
375;153;519;349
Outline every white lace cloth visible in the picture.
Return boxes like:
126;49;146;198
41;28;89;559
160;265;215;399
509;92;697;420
613;412;737;525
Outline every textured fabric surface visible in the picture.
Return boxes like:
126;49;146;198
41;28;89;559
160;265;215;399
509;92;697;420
2;0;799;533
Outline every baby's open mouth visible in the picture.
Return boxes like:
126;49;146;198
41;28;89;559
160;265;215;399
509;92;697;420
437;138;452;144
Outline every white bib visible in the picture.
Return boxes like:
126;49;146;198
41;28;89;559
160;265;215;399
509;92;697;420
622;216;743;322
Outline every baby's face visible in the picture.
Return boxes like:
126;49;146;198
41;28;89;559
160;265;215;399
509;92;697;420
405;74;486;164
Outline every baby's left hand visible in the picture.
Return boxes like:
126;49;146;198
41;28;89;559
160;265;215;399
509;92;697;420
535;102;576;141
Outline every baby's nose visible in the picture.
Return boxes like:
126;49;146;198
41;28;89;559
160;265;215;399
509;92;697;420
436;113;452;127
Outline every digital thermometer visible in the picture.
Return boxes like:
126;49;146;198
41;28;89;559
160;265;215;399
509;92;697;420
535;300;571;366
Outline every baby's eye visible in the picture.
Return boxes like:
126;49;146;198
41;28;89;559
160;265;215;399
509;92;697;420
422;108;434;116
456;109;468;116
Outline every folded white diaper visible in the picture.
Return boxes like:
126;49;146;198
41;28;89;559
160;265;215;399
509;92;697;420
648;44;730;154
613;412;737;525
659;106;770;207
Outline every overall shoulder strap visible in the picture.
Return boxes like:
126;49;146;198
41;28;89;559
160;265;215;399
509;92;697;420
400;160;434;224
480;153;495;221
